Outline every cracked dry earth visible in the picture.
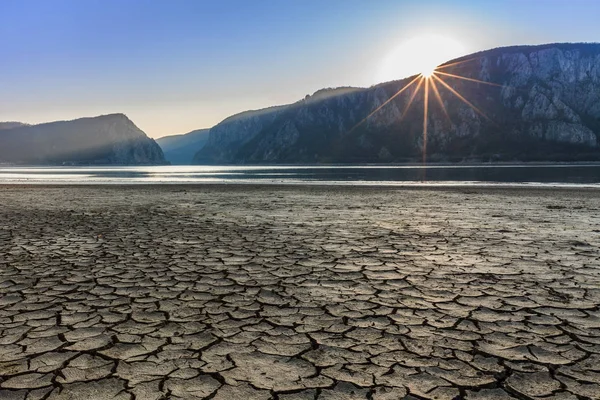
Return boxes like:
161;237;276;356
0;185;599;400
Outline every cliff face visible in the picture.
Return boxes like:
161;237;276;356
194;43;600;163
0;114;166;165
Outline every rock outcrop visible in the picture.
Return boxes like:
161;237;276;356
193;43;600;163
0;114;166;165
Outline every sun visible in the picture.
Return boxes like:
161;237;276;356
378;34;466;83
420;65;436;78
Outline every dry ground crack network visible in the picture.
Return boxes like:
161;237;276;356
0;185;599;400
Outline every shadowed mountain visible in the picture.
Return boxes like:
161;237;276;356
193;105;290;164
193;43;600;164
0;114;166;165
156;129;210;164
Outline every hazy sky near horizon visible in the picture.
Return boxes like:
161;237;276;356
2;0;600;138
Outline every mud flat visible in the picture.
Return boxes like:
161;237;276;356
1;184;599;399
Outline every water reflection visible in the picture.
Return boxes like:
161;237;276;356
0;164;599;186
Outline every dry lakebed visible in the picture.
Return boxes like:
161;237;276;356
0;184;599;400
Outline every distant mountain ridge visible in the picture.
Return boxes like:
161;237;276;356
191;42;600;164
156;129;210;164
0;114;166;165
0;122;29;130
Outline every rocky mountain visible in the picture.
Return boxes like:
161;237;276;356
156;128;210;164
194;43;600;163
0;114;166;165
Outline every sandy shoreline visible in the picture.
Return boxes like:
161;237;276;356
1;185;599;399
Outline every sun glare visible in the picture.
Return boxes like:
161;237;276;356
354;34;501;167
378;35;465;83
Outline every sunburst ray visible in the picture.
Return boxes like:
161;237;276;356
436;57;480;70
429;77;451;123
349;75;421;133
432;74;492;122
435;71;504;87
399;76;424;121
422;77;429;164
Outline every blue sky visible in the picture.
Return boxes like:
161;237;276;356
1;0;599;137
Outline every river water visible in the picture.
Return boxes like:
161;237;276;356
0;164;599;187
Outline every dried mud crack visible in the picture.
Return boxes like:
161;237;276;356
0;185;599;400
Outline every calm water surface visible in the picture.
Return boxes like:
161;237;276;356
0;165;599;187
